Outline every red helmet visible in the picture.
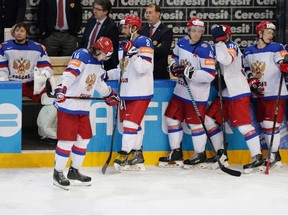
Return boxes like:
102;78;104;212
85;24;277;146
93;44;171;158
120;15;142;30
187;18;205;28
255;21;276;35
93;37;113;54
222;24;231;36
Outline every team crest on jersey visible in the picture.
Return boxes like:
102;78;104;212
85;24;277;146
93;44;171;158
120;58;129;73
180;59;191;67
251;60;266;79
201;43;208;48
12;58;31;79
85;74;96;91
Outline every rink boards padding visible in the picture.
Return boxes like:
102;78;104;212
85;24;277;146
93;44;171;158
0;150;288;168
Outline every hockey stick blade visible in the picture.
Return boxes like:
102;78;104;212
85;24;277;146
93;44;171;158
220;164;241;177
45;79;104;100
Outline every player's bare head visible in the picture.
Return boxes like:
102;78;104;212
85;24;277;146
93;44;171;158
13;22;29;43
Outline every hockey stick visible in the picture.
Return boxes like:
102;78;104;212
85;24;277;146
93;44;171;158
101;62;124;174
183;77;241;177
216;63;229;156
45;79;104;100
265;54;288;175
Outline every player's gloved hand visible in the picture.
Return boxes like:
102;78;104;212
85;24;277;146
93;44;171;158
211;25;227;43
167;63;185;77
184;66;195;80
248;77;264;98
54;85;67;103
104;88;120;106
280;62;288;74
120;40;138;57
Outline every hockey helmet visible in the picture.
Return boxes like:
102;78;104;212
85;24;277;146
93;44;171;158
187;18;205;28
222;24;231;36
119;15;142;30
92;37;113;60
255;21;276;35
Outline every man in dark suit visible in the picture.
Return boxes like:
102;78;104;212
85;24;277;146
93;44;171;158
141;4;173;80
81;0;119;71
37;0;82;56
0;0;26;43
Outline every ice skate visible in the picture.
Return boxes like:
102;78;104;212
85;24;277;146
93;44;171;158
158;148;183;167
67;167;92;186
243;154;265;174
183;151;207;169
206;149;229;170
53;169;70;190
113;151;128;173
259;151;282;172
123;150;145;171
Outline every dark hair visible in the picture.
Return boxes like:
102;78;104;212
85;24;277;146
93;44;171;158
147;3;161;13
93;0;112;16
13;22;29;34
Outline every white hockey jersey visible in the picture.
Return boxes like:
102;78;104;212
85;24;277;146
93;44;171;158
0;39;52;82
171;36;216;104
243;42;288;99
54;48;111;115
214;41;250;100
119;35;154;100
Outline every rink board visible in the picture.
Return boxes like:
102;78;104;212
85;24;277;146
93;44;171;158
1;80;288;168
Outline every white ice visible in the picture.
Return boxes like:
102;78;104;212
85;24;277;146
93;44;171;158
1;165;288;215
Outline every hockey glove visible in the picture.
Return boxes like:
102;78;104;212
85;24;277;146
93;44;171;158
120;40;138;57
184;66;195;80
280;62;288;74
248;77;264;98
54;85;67;103
167;63;185;77
104;88;120;106
211;25;227;43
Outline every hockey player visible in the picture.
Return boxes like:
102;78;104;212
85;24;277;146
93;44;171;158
158;18;216;168
243;21;288;171
111;15;154;172
205;25;264;173
52;37;120;190
0;22;53;102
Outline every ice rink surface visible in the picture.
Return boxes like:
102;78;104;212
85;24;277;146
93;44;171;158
1;165;288;215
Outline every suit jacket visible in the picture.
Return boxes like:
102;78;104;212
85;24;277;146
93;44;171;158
37;0;82;37
0;0;26;28
81;16;119;71
141;22;173;79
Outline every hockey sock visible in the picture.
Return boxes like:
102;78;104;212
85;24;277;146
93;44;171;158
189;124;207;153
55;140;74;172
133;126;143;150
166;117;183;149
238;125;262;157
71;135;89;169
261;121;281;152
122;120;139;153
205;116;224;151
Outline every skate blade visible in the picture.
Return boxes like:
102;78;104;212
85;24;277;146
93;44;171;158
123;164;145;171
258;162;283;173
183;162;207;170
53;181;69;191
158;161;183;168
114;163;123;173
69;179;91;186
207;161;229;170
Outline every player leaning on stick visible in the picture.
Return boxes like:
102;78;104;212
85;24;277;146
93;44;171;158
52;37;120;190
158;18;216;169
243;21;288;171
110;15;154;172
205;24;264;173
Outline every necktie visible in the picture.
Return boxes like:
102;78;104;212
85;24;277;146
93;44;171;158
88;22;100;48
149;25;154;38
58;0;64;29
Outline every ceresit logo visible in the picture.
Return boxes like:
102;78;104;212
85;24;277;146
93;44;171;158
0;103;21;137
